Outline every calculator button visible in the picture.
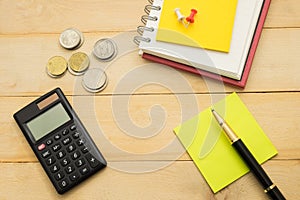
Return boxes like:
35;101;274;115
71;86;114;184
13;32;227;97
80;166;90;175
69;172;80;182
57;150;66;159
70;124;76;131
38;143;46;151
67;143;76;153
50;164;60;173
76;138;85;146
61;157;70;166
52;143;61;152
86;153;100;168
72;131;80;139
62;137;72;145
81;146;90;154
59;179;69;188
71;151;81;160
55;171;65;181
75;158;85;167
65;164;75;174
46;156;56;166
54;134;61;140
46;139;53;145
41;150;51;158
62;129;69;136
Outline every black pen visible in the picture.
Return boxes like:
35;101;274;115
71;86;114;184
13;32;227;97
211;109;286;200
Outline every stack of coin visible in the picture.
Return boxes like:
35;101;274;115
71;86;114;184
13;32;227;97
93;38;118;61
46;56;68;78
68;52;90;75
59;28;84;50
82;68;108;93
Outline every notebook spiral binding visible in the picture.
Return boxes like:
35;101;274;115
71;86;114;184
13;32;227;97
133;0;161;45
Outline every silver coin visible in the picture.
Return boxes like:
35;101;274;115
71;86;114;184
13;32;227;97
82;68;108;93
93;38;118;61
72;28;84;49
59;28;81;49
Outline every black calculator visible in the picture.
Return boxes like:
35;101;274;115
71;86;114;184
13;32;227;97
13;88;107;194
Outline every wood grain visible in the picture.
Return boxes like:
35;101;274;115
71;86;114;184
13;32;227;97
0;0;299;35
0;29;300;96
0;0;299;199
0;0;145;34
2;93;300;162
0;160;298;199
265;0;300;28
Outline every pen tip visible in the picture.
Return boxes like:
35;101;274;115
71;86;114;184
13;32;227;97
211;108;215;112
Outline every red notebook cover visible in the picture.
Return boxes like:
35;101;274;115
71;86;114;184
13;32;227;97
142;0;271;88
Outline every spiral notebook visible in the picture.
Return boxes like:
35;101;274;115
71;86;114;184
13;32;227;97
134;0;271;88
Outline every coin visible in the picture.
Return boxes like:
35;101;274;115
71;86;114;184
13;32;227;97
73;28;84;49
59;28;81;49
46;56;68;78
82;68;108;93
93;38;118;61
68;52;90;75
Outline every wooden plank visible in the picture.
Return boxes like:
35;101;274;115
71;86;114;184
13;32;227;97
0;160;298;199
0;0;146;34
246;28;300;91
0;29;300;96
265;0;300;28
0;0;299;199
0;0;299;35
1;93;300;162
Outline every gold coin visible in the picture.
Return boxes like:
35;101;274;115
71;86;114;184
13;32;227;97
46;56;67;78
68;52;90;75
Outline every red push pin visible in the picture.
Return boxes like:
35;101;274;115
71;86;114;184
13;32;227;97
185;9;197;27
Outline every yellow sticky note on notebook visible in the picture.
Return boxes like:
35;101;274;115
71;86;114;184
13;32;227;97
173;93;278;193
156;0;238;52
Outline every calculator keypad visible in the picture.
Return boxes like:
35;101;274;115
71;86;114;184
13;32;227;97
37;123;106;194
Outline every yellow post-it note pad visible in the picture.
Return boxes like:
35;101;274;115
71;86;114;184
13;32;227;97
156;0;238;52
173;93;278;193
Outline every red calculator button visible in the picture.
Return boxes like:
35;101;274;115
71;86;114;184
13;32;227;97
38;143;46;151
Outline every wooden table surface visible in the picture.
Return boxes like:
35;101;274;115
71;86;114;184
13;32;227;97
1;0;299;199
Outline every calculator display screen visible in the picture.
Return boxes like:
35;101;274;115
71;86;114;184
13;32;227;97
26;103;71;141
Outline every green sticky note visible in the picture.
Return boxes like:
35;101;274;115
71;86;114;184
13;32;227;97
173;93;278;193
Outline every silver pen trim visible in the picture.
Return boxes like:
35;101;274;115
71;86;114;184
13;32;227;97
211;109;240;144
